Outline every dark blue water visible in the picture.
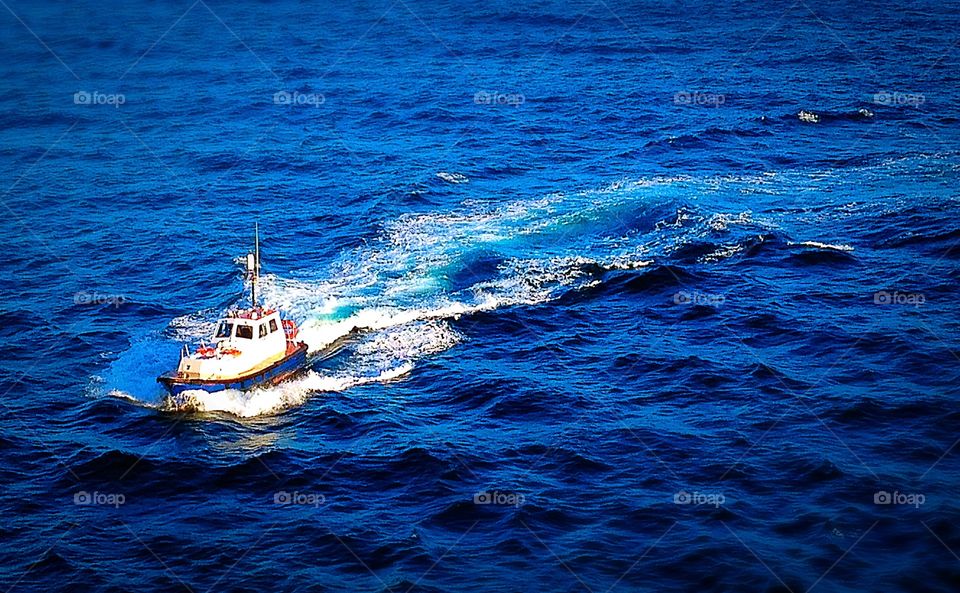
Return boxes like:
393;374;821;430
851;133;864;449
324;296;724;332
1;0;959;591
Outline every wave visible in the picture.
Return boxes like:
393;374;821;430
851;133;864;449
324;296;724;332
794;108;876;124
436;171;469;184
158;365;414;417
784;240;858;265
788;241;854;252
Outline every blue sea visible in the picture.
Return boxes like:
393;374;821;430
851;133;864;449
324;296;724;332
1;0;959;591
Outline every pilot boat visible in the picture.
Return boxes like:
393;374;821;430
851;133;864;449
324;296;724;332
157;226;309;397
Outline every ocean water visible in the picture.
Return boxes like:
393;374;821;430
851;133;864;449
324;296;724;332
1;0;959;591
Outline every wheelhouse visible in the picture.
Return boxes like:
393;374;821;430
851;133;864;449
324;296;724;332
213;312;283;342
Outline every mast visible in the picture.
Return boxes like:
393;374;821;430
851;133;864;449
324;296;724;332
251;222;260;308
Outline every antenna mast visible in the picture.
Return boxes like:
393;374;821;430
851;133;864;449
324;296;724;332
251;222;260;308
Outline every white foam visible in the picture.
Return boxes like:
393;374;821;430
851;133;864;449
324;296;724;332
707;211;753;231
789;241;854;252
437;172;469;184
605;258;655;270
700;244;746;262
299;304;471;353
354;320;462;360
161;365;414;417
167;311;218;342
106;388;138;402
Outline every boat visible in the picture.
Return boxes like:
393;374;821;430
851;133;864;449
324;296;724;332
157;225;309;397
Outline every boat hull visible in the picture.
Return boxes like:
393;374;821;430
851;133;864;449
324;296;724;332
157;342;309;397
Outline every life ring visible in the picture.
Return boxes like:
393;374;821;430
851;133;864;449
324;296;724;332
196;346;216;358
220;347;241;356
282;319;298;339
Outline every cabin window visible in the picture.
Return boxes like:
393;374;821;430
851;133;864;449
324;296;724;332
236;325;253;339
259;323;268;338
269;319;278;333
216;322;233;338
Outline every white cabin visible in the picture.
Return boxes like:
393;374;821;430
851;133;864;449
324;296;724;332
176;308;289;380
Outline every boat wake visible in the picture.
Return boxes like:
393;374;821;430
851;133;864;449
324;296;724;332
96;173;859;417
158;365;414;417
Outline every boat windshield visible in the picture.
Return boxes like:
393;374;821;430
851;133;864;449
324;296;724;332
236;325;254;339
215;322;233;338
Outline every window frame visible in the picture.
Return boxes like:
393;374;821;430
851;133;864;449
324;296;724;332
216;322;234;339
